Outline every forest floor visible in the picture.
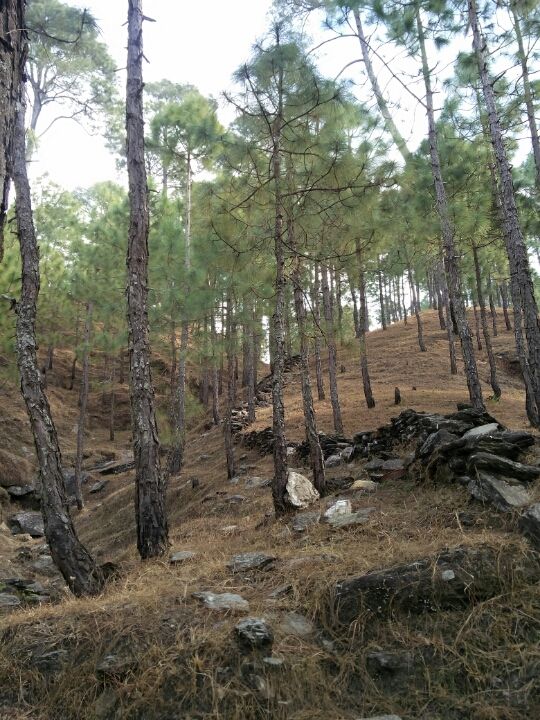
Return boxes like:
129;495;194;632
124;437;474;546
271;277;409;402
0;310;539;720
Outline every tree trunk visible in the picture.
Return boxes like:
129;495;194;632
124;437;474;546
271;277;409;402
211;312;220;426
0;0;25;260
352;8;411;162
312;263;325;401
470;0;540;423
292;253;325;494
472;242;501;399
377;255;387;330
355;239;375;408
408;264;427;352
348;271;360;337
74;301;92;511
270;67;290;516
126;0;168;558
109;359;116;442
417;3;484;410
12;91;104;596
224;295;236;480
246;300;256;424
488;276;498;337
335;266;344;345
472;296;482;351
500;282;512;331
321;263;344;433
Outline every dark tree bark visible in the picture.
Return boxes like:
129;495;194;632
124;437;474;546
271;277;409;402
500;282;512;331
12;93;104;596
312;263;325;401
472;296;482;351
407;264;426;352
292;254;325;494
210;312;220;426
246;300;256;424
223;295;236;480
348;272;360;337
321;263;344;434
355;239;375;408
488;276;498;337
377;255;387;330
109;359;116;442
469;0;540;423
416;3;484;410
334;266;344;345
74;301;92;511
0;0;25;260
472;242;501;399
126;0;168;558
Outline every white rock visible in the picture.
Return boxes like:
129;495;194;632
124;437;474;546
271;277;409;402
323;499;352;521
351;479;379;493
463;423;499;439
285;470;319;509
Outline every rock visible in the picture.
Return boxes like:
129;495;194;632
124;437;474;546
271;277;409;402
89;480;108;494
350;479;379;493
6;484;35;498
92;459;135;476
31;649;68;672
341;446;354;463
192;591;249;612
366;458;405;481
285;470;319;509
468;472;530;512
292;512;320;532
463;423;500;439
263;656;284;667
324;475;355;494
279;611;314;637
323;499;352;521
234;617;274;651
170;551;196;565
268;583;293;599
245;476;271;489
418;429;458;459
467;452;540;483
0;593;21;609
328;507;376;529
325;454;342;468
224;495;246;504
228;552;276;573
518;504;540;549
0;449;32;488
96;651;138;678
334;544;540;623
221;525;239;535
31;555;57;576
9;511;44;537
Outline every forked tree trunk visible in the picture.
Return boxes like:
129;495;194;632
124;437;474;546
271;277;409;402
74;301;92;511
321;263;344;434
12;95;104;596
470;0;540;424
472;242;501;399
416;3;484;410
355;239;375;408
291;250;325;494
126;0;168;558
312;263;325;401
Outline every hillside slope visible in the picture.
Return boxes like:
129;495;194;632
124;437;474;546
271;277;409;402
0;310;539;720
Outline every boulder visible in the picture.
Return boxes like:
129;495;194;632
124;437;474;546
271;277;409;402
193;591;249;612
325;454;342;468
518;504;540;550
285;470;319;509
0;592;21;609
463;423;500;439
328;507;376;529
468;472;530;512
350;479;379;493
6;484;35;498
292;512;320;532
467;452;540;483
245;476;271;489
323;499;352;521
228;552;276;573
89;480;108;494
279;611;315;638
0;449;32;488
334;544;540;623
418;429;458;459
234;617;274;651
9;511;44;537
341;446;354;463
366;458;406;482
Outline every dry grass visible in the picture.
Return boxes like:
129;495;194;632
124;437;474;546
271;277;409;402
0;310;539;719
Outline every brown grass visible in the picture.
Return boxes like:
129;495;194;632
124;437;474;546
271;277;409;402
0;310;539;719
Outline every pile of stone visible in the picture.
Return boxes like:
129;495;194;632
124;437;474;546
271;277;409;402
296;433;354;462
0;577;50;610
240;426;277;455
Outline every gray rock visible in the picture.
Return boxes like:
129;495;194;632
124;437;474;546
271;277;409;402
292;512;320;532
234;617;274;651
341;446;354;463
328;507;376;529
463;423;499;439
519;503;540;549
224;494;246;504
366;650;413;677
89;480;108;494
9;511;44;537
285;470;319;509
325;454;342;468
279;611;315;637
467;452;540;483
228;552;276;573
263;656;284;667
268;583;293;599
96;652;138;677
418;429;458;459
32;649;68;672
323;499;352;521
6;484;35;498
0;593;21;609
245;476;271;489
170;551;196;565
192;591;249;612
31;555;57;576
468;472;530;512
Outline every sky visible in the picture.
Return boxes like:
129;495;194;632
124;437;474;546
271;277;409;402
32;0;274;187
